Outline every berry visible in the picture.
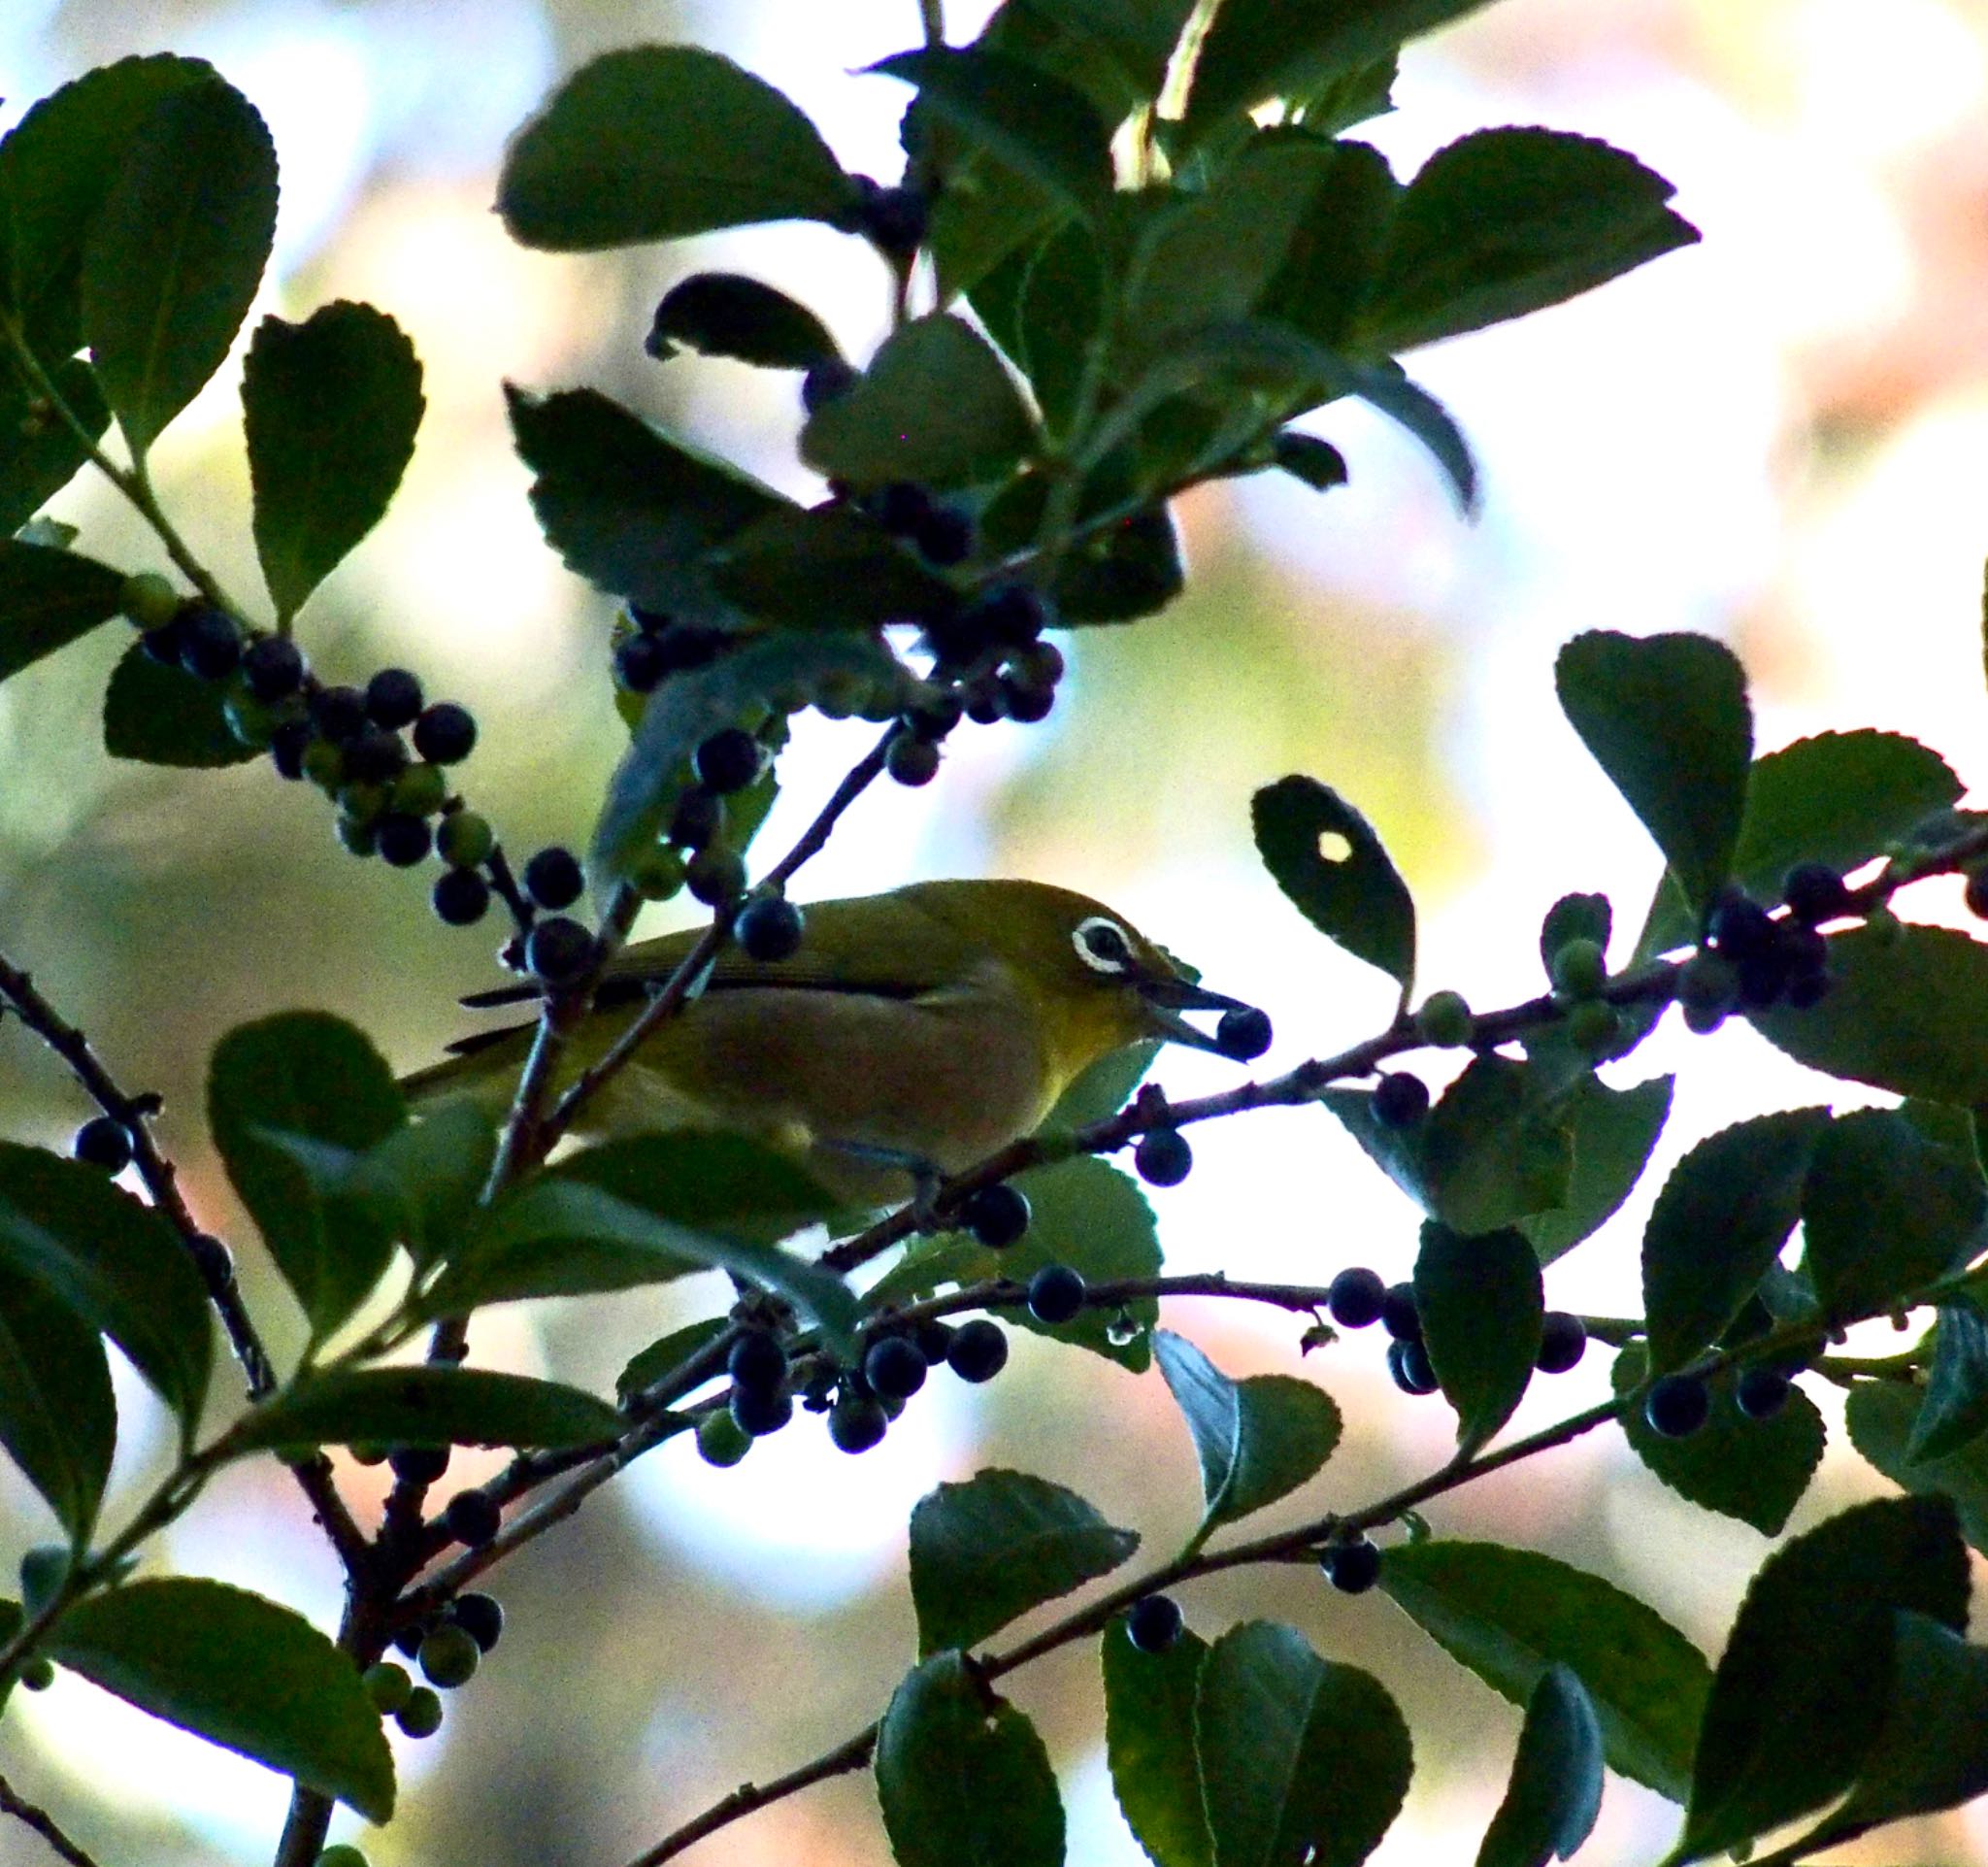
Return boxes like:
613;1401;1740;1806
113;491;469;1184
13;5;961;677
1320;1537;1382;1594
1414;990;1474;1048
337;817;378;858
693;727;763;796
343;728;408;785
947;1318;1009;1383
186;1232;234;1284
1380;1284;1422;1342
366;667;424;729
1967;870;1988;919
447;1593;505;1653
1126;1594;1184;1653
302;739;346;789
1373;1071;1430;1127
413;702;477;765
1783;861;1852;925
801;357;859;415
1327;1267;1386;1330
886;735;942;786
436;812;493;869
397;1686;444;1738
418;1624;480;1688
730;1383;793;1437
964;1183;1031;1250
615;631;669;694
73;1116;133;1173
670;786;723;851
363;1662;412;1715
316;1849;369;1867
1644;1373;1710;1439
998;674;1054;722
391;761;448;817
1736;1367;1793;1420
1027;1263;1086;1325
1706;891;1775;962
1215;1006;1273;1062
1134;1128;1193;1187
223;689;280;749
117;571;180;630
241;634;306;702
728;1333;788;1393
1536;1312;1587;1375
912;504;972;567
388;1445;449;1486
697;1408;751;1467
634;848;688;901
270;718;313;780
859;183;928;257
177;605;241;680
376;813;432;868
1566;999;1622;1056
1549;937;1607;998
139;612;187;663
907;687;964;741
18;1657;53;1692
736;895;805;963
686;849;746;909
828;1394;888;1453
522;846;584;911
1735;953;1789;1012
973;584;1045;649
912;1319;956;1364
1786;968;1832;1010
1387;1338;1440;1396
432;868;490;926
526;917;595;985
864;1335;928;1402
311;684;369;744
650;621;729;675
1011;641;1065;691
443;1489;501;1548
873;482;932;536
391;1622;428;1659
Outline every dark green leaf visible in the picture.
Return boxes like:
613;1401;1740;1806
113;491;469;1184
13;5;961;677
0;357;109;532
1271;431;1349;491
1554;631;1752;915
1196;1621;1410;1867
0;537;125;683
1614;1347;1824;1538
910;1469;1138;1657
1055;501;1183;621
1803;1109;1985;1322
1640;1109;1827;1372
1475;1665;1604;1867
707;503;956;629
977;0;1200;116
0;1260;115;1544
1345;360;1479;512
615;1317;731;1408
1679;1495;1968;1863
80;77;277;457
50;1579;393;1821
1539;894;1611;972
505;383;783;617
1519;1074;1672;1265
1153;1330;1342;1552
208;1013;406;1342
646;273;838;370
876;1651;1064;1867
498;46;857;250
926;146;1068;304
242;302;424;624
873;48;1113;214
1415;1223;1541;1453
801;313;1037;491
1016;221;1104;437
1848;1379;1988;1558
1908;1302;1988;1463
1252;774;1414;995
224;1367;618;1457
360;1099;498;1273
1754;921;1988;1103
1381;1540;1710;1802
0;1142;210;1436
1289;54;1398;136
1102;1617;1213;1867
1042;1039;1160;1133
1259;140;1401;354
102;638;260;768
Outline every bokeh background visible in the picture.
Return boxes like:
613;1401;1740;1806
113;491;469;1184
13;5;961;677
5;0;1988;1862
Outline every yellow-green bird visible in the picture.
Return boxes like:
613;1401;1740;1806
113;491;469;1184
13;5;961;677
404;878;1264;1205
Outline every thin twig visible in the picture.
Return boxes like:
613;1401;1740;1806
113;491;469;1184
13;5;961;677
918;0;944;48
0;1771;100;1867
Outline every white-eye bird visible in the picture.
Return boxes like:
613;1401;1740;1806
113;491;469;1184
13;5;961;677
403;878;1261;1204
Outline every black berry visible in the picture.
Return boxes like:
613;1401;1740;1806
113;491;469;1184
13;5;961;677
873;482;931;536
73;1116;133;1173
177;605;241;680
912;1319;956;1364
311;684;369;744
1320;1537;1382;1594
730;1384;793;1437
525;917;595;985
1214;1006;1273;1062
186;1232;234;1284
1782;861;1852;925
413;702;477;765
397;1686;444;1738
432;868;491;925
912;504;972;567
366;667;424;729
859;183;928;257
376;813;432;868
1126;1593;1184;1653
443;1489;501;1548
391;1621;429;1659
343;728;408;785
887;735;942;786
1536;1312;1587;1375
1387;1337;1440;1396
972;584;1045;649
1373;1071;1431;1127
388;1445;450;1486
963;1183;1032;1250
694;727;763;796
1968;870;1988;920
669;785;723;851
1327;1267;1386;1330
615;631;669;694
999;675;1054;723
736;895;805;963
1027;1263;1087;1325
269;717;313;780
1380;1284;1422;1342
727;1333;788;1394
1706;891;1775;962
1644;1373;1709;1439
447;1592;505;1652
1736;1366;1792;1420
686;849;746;909
139;611;187;663
801;357;859;415
1134;1128;1193;1187
828;1394;888;1453
242;634;305;702
947;1318;1009;1383
522;846;584;911
864;1335;928;1402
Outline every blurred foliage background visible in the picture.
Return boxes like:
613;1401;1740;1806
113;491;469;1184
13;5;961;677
7;0;1988;1862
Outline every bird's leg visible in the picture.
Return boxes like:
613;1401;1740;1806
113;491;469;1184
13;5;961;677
818;1139;947;1227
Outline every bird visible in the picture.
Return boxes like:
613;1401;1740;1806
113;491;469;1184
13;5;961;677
402;878;1263;1205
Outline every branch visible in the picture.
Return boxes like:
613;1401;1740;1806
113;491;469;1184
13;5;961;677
0;1772;101;1867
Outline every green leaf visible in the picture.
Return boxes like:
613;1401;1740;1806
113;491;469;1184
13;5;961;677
505;383;783;618
1640;1109;1828;1372
1753;921;1988;1103
1153;1331;1342;1552
873;48;1113;214
1042;1039;1160;1134
208;1013;407;1343
910;1469;1138;1657
977;0;1201;117
49;1579;393;1821
0;357;109;532
0;537;125;683
102;638;260;768
1802;1109;1985;1322
615;1317;730;1408
1361;129;1696;353
707;503;957;630
876;1651;1065;1867
0;1142;211;1437
1055;501;1184;621
224;1367;618;1457
1016;221;1105;437
0;1260;115;1545
1415;1223;1541;1453
80;77;278;458
242;302;424;624
1196;1621;1411;1867
1848;1379;1988;1558
1381;1540;1710;1803
1519;1074;1672;1265
1346;360;1479;513
1539;894;1611;973
1554;631;1752;915
1102;1617;1213;1867
1270;431;1349;492
1259;140;1402;354
646;272;838;370
1475;1665;1604;1867
359;1099;498;1273
801;313;1037;492
1678;1494;1969;1863
1614;1347;1824;1538
497;46;857;250
1251;775;1414;996
1907;1302;1988;1463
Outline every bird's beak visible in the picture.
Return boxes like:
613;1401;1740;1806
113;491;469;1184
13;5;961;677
1136;972;1260;1055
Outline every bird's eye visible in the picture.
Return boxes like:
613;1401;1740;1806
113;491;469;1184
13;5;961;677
1073;917;1133;974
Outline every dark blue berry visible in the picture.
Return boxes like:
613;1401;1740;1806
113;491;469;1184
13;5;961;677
730;1384;793;1438
523;847;584;912
972;584;1045;649
1536;1312;1587;1375
694;727;763;795
312;684;369;744
343;728;408;785
864;1335;927;1402
177;605;241;680
913;1319;956;1364
912;504;972;566
242;635;306;702
1216;1006;1273;1062
432;868;490;926
801;357;858;415
447;1593;504;1652
525;917;594;985
859;184;928;256
964;1184;1031;1250
1027;1264;1086;1325
1380;1283;1422;1342
1645;1373;1709;1439
1321;1537;1382;1594
73;1116;132;1173
376;813;432;868
1782;861;1851;925
886;735;942;786
413;702;477;765
388;1445;449;1486
443;1489;501;1547
828;1394;888;1452
998;676;1054;723
1736;1367;1792;1420
946;1318;1009;1383
1706;892;1775;962
873;483;931;536
616;632;669;694
366;667;424;729
1126;1594;1184;1653
669;785;722;851
1388;1338;1440;1395
1373;1072;1431;1127
727;1331;787;1394
139;613;187;663
736;894;805;963
1134;1128;1193;1187
1327;1267;1386;1330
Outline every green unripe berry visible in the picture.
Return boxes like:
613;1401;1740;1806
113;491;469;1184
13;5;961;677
812;670;868;719
222;688;280;749
1676;950;1738;1014
418;1623;480;1689
19;1657;53;1692
1549;937;1607;998
1414;990;1474;1049
302;740;345;789
316;1849;369;1867
391;762;449;817
1566;998;1622;1055
362;1662;412;1715
118;571;180;631
338;817;378;858
633;847;688;902
396;1686;444;1738
436;811;495;869
696;1408;751;1467
686;848;746;909
337;782;387;827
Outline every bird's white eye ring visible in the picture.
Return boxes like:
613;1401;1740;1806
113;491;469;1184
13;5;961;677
1073;917;1133;974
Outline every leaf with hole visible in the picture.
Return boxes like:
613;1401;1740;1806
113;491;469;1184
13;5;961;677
1252;774;1414;996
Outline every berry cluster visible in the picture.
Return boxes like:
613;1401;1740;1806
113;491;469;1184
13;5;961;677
1677;870;1838;1033
372;1584;503;1742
